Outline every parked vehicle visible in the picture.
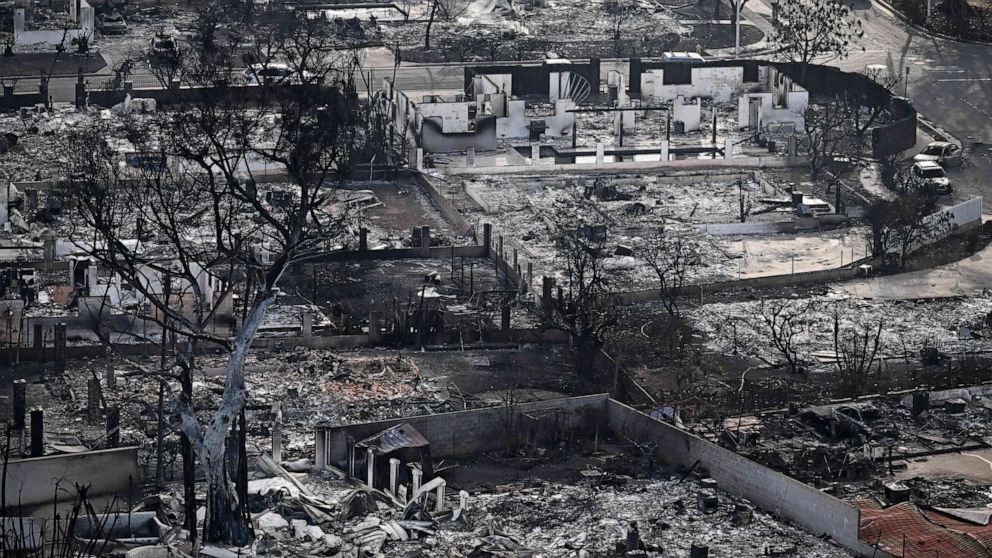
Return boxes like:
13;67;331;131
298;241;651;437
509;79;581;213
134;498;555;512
242;63;314;86
914;141;963;166
150;33;178;59
97;12;127;35
911;161;952;195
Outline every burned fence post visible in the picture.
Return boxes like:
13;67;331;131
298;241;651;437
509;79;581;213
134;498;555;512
106;407;120;448
12;379;26;431
272;402;283;463
29;407;43;457
483;223;492;255
912;390;930;419
497;235;504;272
359;227;368;251
87;378;100;424
420;226;430;257
501;305;511;332
54;322;66;375
42;234;56;262
31;324;42;354
74;67;87;110
712;107;717;144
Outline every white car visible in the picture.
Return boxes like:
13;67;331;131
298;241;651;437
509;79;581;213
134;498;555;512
911;161;952;195
914;141;963;167
243;63;314;86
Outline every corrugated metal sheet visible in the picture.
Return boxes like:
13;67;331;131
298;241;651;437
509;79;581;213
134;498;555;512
356;423;429;456
859;502;992;557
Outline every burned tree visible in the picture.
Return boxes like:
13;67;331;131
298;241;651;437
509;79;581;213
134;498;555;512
865;172;952;268
758;299;811;373
642;226;701;318
543;211;623;381
58;13;384;546
773;0;863;79
424;0;474;50
802;74;896;181
833;309;884;397
609;0;635;58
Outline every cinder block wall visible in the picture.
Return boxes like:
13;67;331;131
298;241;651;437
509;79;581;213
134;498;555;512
315;394;609;469
605;400;874;554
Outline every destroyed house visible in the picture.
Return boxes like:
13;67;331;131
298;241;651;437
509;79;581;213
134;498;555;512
380;59;595;153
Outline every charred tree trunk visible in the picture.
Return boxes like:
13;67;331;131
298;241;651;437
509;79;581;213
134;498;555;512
177;289;278;546
205;469;253;545
181;345;197;541
425;0;439;50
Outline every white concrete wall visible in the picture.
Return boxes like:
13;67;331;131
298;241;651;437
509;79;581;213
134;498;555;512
672;95;701;132
737;92;805;131
545;99;576;137
474;74;511;97
16;0;93;47
480;92;508;118
641;66;744;104
786;90;808;114
496;99;528;138
417;101;476;134
613;109;635;137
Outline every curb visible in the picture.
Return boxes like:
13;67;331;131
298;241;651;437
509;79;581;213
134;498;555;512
871;0;992;47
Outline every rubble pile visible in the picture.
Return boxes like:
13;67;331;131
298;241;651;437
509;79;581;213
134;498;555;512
372;477;851;557
381;0;687;61
243;351;446;455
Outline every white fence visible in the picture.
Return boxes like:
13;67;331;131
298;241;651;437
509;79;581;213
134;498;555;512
909;196;983;253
